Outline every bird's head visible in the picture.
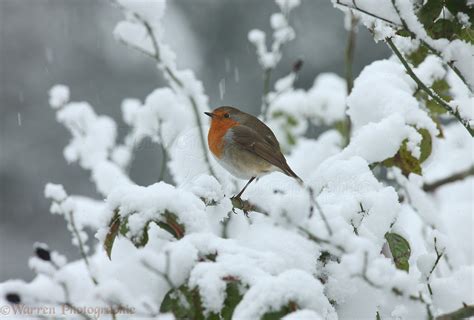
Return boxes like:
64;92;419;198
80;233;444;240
204;106;242;125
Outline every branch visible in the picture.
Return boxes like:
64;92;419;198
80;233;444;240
67;210;98;285
261;68;272;120
334;0;401;27
340;12;358;146
230;197;268;216
386;38;474;137
389;0;472;92
423;166;474;192
345;12;358;94
142;251;175;289
336;0;473;92
308;187;333;236
426;237;444;296
298;227;346;254
157;119;168;181
436;305;474;320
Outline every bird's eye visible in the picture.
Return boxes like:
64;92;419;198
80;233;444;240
224;113;230;118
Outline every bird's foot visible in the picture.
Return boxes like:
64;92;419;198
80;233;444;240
230;196;251;217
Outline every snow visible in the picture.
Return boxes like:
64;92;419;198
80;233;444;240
56;102;117;169
431;266;474;314
306;73;347;125
105;181;210;237
282;309;323;320
3;1;473;319
49;84;70;109
44;183;67;202
232;270;336;320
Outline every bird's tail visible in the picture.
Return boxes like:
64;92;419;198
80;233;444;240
283;165;304;185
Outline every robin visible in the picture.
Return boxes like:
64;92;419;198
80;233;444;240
204;106;302;199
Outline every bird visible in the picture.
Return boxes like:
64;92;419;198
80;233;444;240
204;106;302;200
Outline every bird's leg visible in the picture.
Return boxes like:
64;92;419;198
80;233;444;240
233;177;256;200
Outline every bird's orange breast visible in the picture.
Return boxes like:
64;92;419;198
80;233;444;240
208;119;239;158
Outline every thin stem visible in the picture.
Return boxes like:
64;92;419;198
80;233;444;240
356;251;433;317
261;68;272;120
338;0;472;92
345;12;358;94
426;238;444;295
298;227;346;253
386;38;474;137
142;251;175;289
436;305;474;320
157;120;167;181
334;0;401;27
342;12;358;146
67;210;98;285
390;0;472;92
423;166;474;192
308;187;333;236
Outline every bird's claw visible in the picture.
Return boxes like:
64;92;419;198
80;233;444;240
230;196;251;217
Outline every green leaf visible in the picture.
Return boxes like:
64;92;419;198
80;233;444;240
418;0;444;28
161;281;242;320
220;282;243;320
429;19;462;40
459;27;474;44
262;302;298;320
407;45;429;67
385;233;411;272
104;210;121;260
396;29;412;37
382;140;422;177
418;128;433;163
445;0;471;15
160;285;205;320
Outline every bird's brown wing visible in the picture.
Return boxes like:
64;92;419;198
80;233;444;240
230;125;300;180
239;113;280;149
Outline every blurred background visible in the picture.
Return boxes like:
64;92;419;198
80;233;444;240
0;0;389;281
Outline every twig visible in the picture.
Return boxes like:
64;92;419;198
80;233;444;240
308;187;333;236
334;0;401;27
298;227;346;254
386;38;474;137
261;68;272;120
436;305;474;320
336;0;472;92
389;0;472;92
230;197;268;216
142;251;175;289
157;119;167;181
426;237;444;295
356;252;434;317
423;166;474;192
67;210;98;285
345;12;358;94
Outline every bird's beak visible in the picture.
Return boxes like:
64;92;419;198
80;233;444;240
204;112;214;118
